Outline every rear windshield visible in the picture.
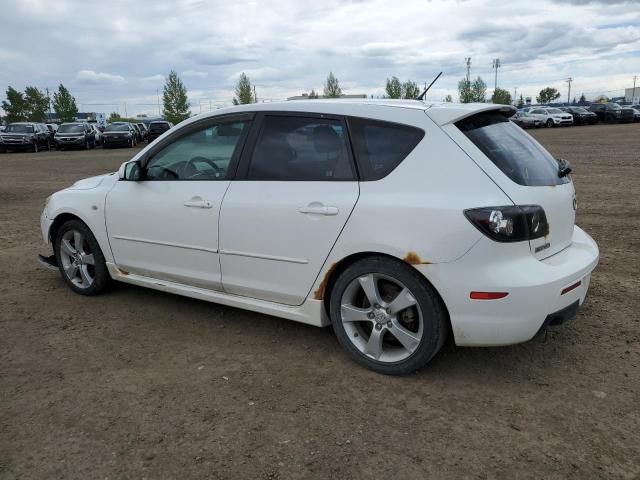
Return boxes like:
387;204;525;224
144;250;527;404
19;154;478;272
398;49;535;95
58;124;84;133
105;124;129;131
457;112;569;186
5;124;34;133
150;122;170;132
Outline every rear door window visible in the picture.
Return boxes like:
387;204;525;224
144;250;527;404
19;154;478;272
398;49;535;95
246;115;354;181
456;112;569;186
348;117;424;180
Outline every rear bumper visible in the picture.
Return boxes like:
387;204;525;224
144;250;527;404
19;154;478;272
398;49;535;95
417;226;599;346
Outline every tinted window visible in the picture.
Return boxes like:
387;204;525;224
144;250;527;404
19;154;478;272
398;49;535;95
149;122;170;132
348;117;424;181
247;116;354;181
105;124;130;131
145;121;248;180
5;124;34;133
58;124;85;133
457;112;569;187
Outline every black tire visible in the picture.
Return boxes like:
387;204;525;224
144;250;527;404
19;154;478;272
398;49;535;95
33;142;39;153
54;219;111;296
329;256;447;375
546;119;554;128
46;139;51;151
84;139;90;150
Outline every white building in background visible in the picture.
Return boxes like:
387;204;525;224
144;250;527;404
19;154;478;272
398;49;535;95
625;87;639;103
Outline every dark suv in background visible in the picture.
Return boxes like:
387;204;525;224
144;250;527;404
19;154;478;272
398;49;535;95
0;122;51;152
136;122;148;141
54;122;97;150
559;107;598;125
147;121;173;143
102;122;137;148
589;103;627;123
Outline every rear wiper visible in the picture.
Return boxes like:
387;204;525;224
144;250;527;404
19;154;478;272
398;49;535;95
556;158;572;178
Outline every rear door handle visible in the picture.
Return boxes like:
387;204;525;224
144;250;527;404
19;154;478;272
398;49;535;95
184;198;213;209
298;203;339;216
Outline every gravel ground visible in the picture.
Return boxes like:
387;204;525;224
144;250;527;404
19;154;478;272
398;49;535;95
1;123;639;479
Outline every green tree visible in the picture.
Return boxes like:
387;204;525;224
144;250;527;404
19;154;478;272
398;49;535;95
108;112;120;122
162;70;191;124
232;72;255;105
459;76;486;103
536;87;561;104
491;87;512;105
308;89;318;99
517;94;525;107
444;94;453;102
52;83;78;123
24;86;49;122
385;76;402;99
579;93;586;104
323;72;342;98
402;80;420;99
1;86;27;122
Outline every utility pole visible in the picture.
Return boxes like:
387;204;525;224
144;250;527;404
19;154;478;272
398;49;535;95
253;85;257;103
633;75;638;102
45;87;52;120
513;87;517;105
156;88;161;116
492;58;501;90
566;77;573;104
124;103;128;118
465;57;471;82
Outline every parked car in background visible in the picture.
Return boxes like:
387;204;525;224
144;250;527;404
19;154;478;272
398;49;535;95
510;110;542;129
38;100;599;374
131;123;143;143
628;107;640;122
559;107;598;125
147;120;172;143
102;123;137;148
136;122;148;141
54;123;96;150
46;123;58;140
0;125;5;132
620;106;639;123
0;122;51;152
589;103;623;123
528;107;573;127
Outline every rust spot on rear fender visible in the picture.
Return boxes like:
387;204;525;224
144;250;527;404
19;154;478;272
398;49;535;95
403;252;431;265
313;263;337;300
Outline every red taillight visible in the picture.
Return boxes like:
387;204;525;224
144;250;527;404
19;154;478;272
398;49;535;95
561;281;581;295
470;292;509;300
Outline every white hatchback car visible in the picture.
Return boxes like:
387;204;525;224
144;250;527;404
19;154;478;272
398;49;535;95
39;100;599;374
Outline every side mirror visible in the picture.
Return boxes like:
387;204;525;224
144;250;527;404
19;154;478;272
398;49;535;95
118;160;143;181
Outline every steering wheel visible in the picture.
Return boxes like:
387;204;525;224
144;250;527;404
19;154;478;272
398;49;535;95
182;156;223;179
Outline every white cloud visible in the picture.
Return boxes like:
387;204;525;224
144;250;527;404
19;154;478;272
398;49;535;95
76;70;124;85
183;70;208;78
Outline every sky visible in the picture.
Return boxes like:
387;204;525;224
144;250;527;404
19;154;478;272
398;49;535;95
1;0;639;117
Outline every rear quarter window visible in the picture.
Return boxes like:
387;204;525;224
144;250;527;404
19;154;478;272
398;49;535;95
347;117;424;181
456;112;569;187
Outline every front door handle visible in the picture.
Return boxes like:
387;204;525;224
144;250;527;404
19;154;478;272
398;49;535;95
298;203;339;216
184;197;213;209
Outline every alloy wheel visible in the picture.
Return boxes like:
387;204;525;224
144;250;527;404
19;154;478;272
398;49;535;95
340;273;424;363
58;229;96;288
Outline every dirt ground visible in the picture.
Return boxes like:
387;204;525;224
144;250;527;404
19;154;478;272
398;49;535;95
1;123;639;479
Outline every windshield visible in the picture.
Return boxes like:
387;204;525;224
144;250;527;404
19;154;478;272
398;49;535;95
58;124;84;133
547;108;564;114
149;122;170;131
457;112;570;187
5;124;34;133
573;108;588;113
607;103;621;110
105;124;129;131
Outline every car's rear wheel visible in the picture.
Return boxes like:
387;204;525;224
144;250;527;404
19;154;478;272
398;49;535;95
32;142;39;153
329;256;447;375
54;219;111;295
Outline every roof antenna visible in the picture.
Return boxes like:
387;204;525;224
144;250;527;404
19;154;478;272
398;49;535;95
417;72;442;101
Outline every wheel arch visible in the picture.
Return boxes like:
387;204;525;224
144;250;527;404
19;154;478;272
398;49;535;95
48;212;88;244
318;251;452;335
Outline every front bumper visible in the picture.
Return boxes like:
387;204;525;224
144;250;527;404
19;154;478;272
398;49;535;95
55;137;85;148
0;141;33;150
103;136;131;147
417;226;599;346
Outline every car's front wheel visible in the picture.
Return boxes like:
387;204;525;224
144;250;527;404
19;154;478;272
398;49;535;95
329;256;447;375
546;119;554;128
54;219;111;295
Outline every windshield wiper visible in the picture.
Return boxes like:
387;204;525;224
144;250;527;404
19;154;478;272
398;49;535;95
557;158;572;178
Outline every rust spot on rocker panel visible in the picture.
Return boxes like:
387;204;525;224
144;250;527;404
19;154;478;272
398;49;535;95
313;263;338;300
403;252;431;265
119;268;129;276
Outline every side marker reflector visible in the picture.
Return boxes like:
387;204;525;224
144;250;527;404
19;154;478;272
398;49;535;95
470;292;509;300
561;281;582;295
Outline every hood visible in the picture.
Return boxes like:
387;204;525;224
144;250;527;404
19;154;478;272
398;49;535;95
1;132;33;137
103;130;130;135
56;132;84;136
67;173;114;190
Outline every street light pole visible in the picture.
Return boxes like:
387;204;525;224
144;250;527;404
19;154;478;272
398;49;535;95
566;77;573;104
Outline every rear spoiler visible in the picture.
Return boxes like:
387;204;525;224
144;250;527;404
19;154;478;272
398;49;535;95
425;103;516;126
